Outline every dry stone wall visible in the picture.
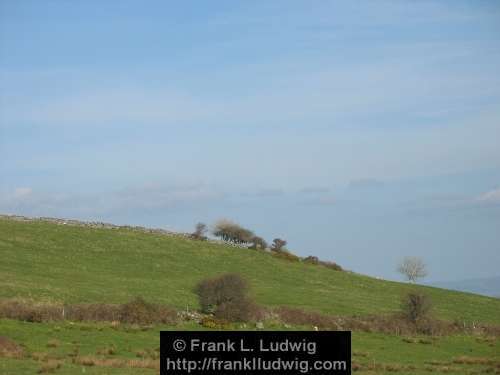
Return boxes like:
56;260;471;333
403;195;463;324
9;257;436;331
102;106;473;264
0;214;247;248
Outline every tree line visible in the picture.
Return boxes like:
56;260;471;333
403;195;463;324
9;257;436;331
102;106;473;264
191;219;287;252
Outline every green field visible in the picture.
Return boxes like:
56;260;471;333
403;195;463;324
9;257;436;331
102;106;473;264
1;217;499;375
1;319;499;375
1;218;499;324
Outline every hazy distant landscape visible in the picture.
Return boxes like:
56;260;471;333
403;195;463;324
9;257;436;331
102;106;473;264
429;277;500;298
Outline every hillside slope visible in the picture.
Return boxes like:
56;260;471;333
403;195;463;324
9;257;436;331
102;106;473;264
1;217;499;325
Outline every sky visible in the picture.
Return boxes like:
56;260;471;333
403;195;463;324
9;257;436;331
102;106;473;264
1;0;499;282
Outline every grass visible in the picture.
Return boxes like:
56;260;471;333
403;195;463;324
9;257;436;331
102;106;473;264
1;217;500;374
1;218;499;325
1;319;499;375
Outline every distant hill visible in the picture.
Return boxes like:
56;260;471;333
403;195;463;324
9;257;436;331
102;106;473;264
428;276;500;298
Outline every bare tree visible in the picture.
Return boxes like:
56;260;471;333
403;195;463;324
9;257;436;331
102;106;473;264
191;222;207;240
401;292;432;323
397;256;428;283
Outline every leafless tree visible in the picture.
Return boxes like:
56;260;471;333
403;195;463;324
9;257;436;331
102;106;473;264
401;292;432;323
191;222;207;240
397;256;428;283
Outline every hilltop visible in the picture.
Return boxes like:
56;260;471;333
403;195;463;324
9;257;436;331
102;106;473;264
1;215;499;325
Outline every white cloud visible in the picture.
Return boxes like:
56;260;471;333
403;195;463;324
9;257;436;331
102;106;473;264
477;188;500;204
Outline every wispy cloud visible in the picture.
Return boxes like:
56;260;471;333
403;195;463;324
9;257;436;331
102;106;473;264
107;184;224;212
298;187;331;194
252;188;285;197
348;178;384;190
3;40;499;132
477;188;500;204
299;195;336;206
13;187;33;198
0;184;225;218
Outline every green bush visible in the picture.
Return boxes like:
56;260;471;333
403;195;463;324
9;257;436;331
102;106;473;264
195;274;261;322
196;274;248;313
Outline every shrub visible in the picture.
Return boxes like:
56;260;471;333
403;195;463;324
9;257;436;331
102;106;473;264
303;256;343;271
65;303;121;322
401;292;432;324
272;249;300;262
275;306;455;336
319;260;343;271
213;220;254;244
415;318;448;335
154;305;178;325
200;316;230;329
195;274;248;313
303;256;319;264
0;298;177;325
215;298;263;322
191;222;208;241
249;236;267;250
195;274;261;322
271;238;287;252
119;297;177;325
0;299;63;322
119;298;155;324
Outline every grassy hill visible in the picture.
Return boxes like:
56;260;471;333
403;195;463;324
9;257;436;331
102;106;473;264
1;216;499;375
1;217;499;324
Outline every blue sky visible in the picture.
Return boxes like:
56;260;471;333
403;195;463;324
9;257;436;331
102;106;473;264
1;0;499;282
